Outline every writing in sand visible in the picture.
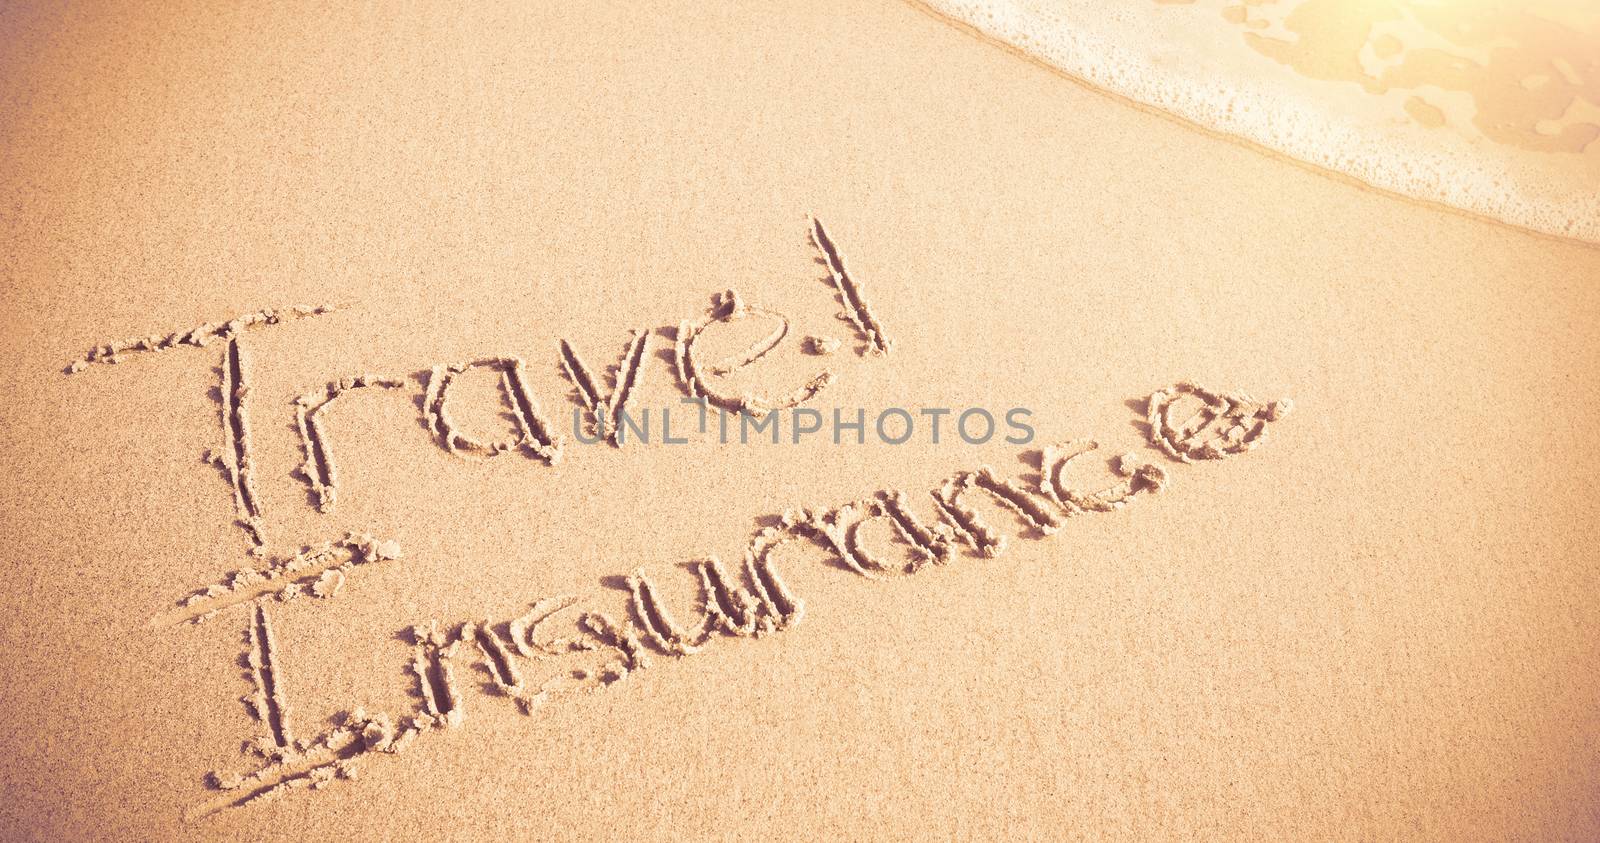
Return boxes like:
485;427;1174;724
63;218;1293;820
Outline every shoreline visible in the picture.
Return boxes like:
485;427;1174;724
904;0;1600;252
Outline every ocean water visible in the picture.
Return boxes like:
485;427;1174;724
920;0;1599;243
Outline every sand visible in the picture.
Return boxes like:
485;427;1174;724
1;1;1598;840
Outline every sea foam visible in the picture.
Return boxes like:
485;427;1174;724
920;0;1600;244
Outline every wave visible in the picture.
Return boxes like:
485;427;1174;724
918;0;1600;244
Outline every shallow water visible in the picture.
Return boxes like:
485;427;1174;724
921;0;1600;243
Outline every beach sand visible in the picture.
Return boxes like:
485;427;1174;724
1;1;1598;839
